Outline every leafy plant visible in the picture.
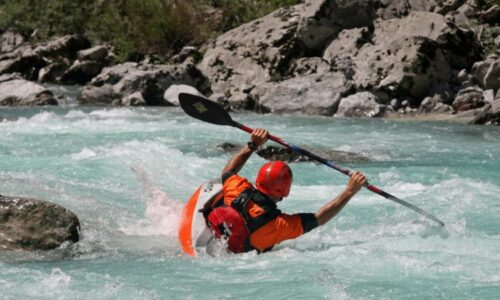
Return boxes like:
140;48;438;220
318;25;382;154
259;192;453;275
0;0;302;61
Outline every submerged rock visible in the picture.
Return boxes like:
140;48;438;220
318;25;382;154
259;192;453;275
217;143;369;163
0;195;80;251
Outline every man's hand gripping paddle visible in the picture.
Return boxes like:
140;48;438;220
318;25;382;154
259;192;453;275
178;93;445;226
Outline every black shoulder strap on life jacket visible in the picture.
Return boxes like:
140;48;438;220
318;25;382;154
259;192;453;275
231;188;281;252
231;188;281;234
199;190;224;220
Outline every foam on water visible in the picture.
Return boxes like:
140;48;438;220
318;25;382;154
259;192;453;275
1;107;500;298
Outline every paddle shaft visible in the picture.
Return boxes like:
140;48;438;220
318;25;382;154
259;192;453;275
233;121;445;226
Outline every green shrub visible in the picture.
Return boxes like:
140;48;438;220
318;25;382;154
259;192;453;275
0;0;302;61
476;0;499;10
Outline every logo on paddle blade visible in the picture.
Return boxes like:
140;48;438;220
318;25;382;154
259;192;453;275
193;102;208;114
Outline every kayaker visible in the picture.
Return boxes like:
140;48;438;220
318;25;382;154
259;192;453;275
203;128;367;253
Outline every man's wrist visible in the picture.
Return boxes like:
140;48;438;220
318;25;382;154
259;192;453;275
247;141;259;151
342;188;356;197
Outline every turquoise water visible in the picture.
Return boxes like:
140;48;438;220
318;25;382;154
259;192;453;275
1;104;500;299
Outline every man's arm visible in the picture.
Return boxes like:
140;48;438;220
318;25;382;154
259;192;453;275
221;128;269;177
315;172;367;225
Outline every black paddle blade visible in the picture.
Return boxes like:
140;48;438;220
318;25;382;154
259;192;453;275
178;93;235;126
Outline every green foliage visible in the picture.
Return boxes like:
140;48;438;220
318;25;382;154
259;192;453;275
0;0;302;61
476;0;500;10
210;0;302;31
0;0;93;38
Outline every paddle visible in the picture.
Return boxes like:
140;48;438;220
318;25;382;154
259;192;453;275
178;93;445;226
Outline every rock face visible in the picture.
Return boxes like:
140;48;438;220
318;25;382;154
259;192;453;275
0;34;114;85
198;1;483;116
0;1;496;123
375;0;468;19
217;143;370;163
1;31;24;53
79;62;210;106
296;0;377;51
0;195;80;251
471;56;500;93
252;72;353;114
473;99;500;125
198;5;304;104
0;35;91;81
0;78;57;106
327;12;481;103
453;86;485;112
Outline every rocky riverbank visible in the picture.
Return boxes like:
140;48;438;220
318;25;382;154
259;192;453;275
1;0;499;124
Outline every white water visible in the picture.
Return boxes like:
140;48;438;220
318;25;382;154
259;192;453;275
1;106;499;299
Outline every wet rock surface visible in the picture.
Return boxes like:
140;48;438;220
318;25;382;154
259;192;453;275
217;143;369;163
0;195;80;251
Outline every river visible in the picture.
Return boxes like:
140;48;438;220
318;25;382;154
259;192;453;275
1;97;499;299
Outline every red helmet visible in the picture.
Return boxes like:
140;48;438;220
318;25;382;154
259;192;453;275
256;161;293;198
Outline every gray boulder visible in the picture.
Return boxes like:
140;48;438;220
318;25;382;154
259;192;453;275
483;89;495;104
164;84;203;106
418;96;438;113
0;53;46;81
60;60;104;84
323;27;370;64
335;92;385;117
296;0;377;50
376;0;468;18
120;91;146;106
79;62;210;106
198;5;304;100
325;11;481;103
30;34;90;59
472;99;500;125
252;72;353;115
77;45;112;62
0;72;23;83
0;79;57;106
58;45;114;84
433;102;453;113
37;61;70;83
79;84;118;105
471;57;500;93
289;57;331;77
0;31;24;53
452;86;485;112
0;35;90;81
0;195;80;251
